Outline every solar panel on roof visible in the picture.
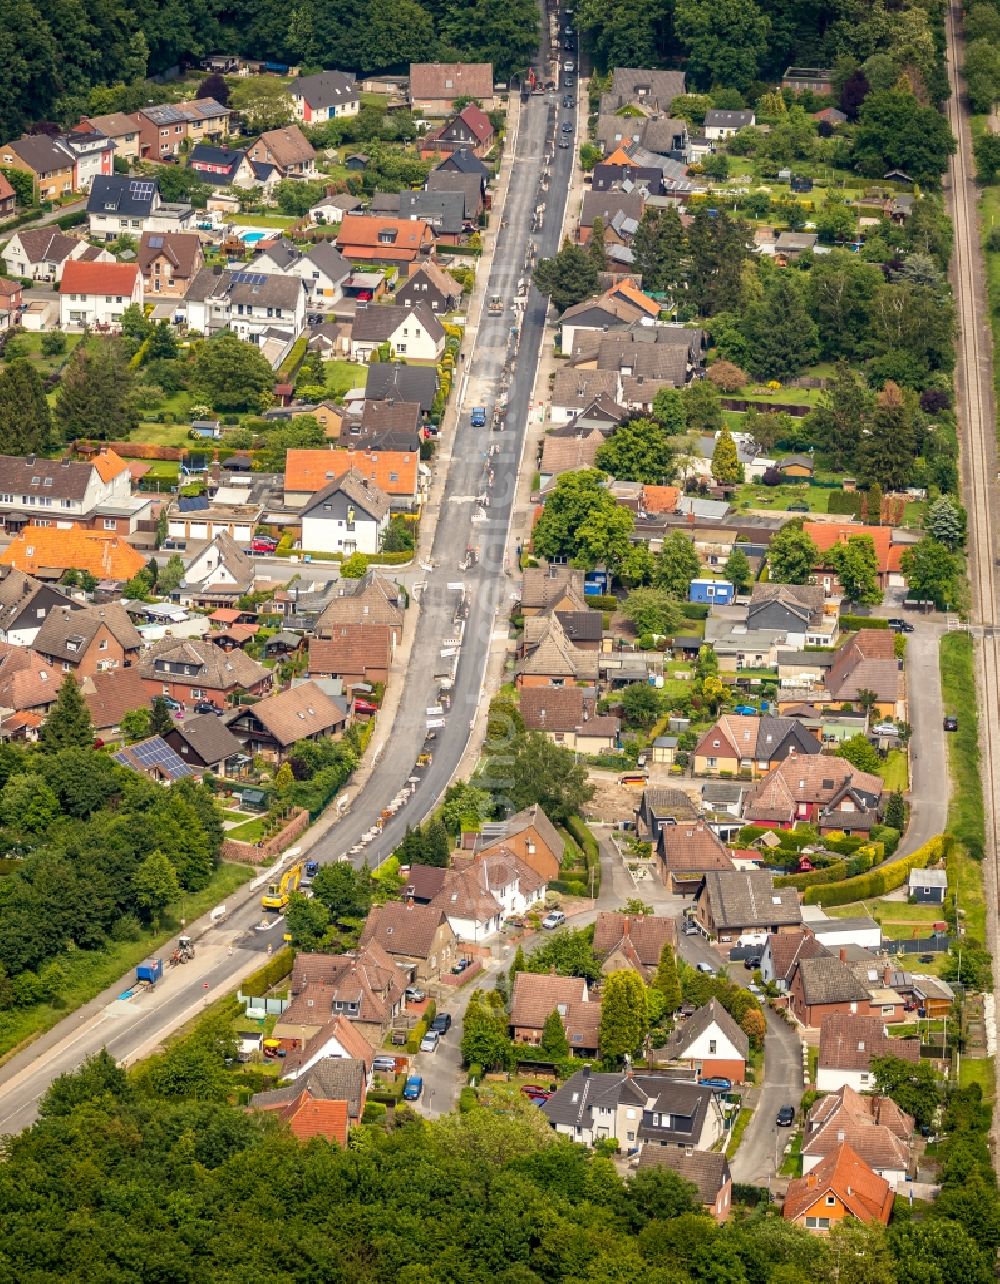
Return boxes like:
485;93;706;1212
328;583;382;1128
148;235;164;248
114;737;193;782
129;181;155;198
231;271;268;286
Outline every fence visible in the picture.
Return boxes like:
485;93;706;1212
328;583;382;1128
883;934;952;955
237;992;289;1016
719;398;811;418
221;807;310;864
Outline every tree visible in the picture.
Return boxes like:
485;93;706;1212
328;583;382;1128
540;1008;570;1060
872;1054;940;1129
441;781;492;835
632;207;684;295
885;791;905;831
805;257;882;363
974;130;1000;183
723;546;752;593
831;535;883;605
711;427;743;483
284;891;331;949
157;554;186;594
964;38;1000;114
312;862;373;921
741;1007;766;1051
120;707;152;743
926;495;964;550
837;734;882;775
191;334;275;413
132;850;180;926
595;417;674;484
0;165;33;209
56;339;138;441
462;989;513;1072
0;771;59;838
706;361;746;393
534;243;600;313
587;216;608;271
767;522;817;584
654;531;701;598
674;0;769;91
653;387;688;434
123;570;153;601
499;731;594;824
196;72;230;106
865;482;883;526
682;378;722;432
622;587;684;637
149;696;174;737
532;469;634;571
40;674;93;752
599;969;649;1064
740;274;819;380
858;381;915;491
651;941;681;1013
230;77;293;130
901;537;963;609
621;682;661;728
0;358;54;454
807;361;872;470
853;88;956;185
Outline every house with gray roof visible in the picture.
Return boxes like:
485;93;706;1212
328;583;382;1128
164;712;246;776
789;954;871;1028
542;1067;722;1151
636;1147;733;1222
694;870;802;941
184;267;305;342
349;302;445;362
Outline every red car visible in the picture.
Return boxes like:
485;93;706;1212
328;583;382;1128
520;1084;551;1102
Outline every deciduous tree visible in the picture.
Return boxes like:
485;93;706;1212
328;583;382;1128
599;968;649;1064
654;531;701;597
534;244;600;313
831;535;883;605
767;521;817;584
711;426;743;483
595;417;674;484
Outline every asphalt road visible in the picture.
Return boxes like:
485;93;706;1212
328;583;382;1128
0;80;577;1133
729;1006;803;1186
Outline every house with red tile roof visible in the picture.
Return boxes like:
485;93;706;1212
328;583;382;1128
783;1142;894;1232
336;213;435;265
0;525;146;582
409;62;495;114
60;260;142;329
742;756;884;833
802;1085;913;1187
825;629;904;718
0;278;21;331
509;972;601;1055
804;522;907;594
420;103;496;158
658;820;736;895
593;911;677;982
250;1057;367;1145
284;447;421;511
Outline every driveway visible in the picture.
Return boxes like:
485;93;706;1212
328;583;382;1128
730;1007;803;1185
412;959;503;1117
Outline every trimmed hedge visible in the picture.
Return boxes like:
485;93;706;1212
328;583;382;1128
55;210;87;230
840;614;889;632
242;946;294;993
827;491;863;517
276;335;308;382
803;834;950;905
775;847;875;890
585;594;618;611
681;602;711;620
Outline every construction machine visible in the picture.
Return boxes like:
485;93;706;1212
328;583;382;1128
261;862;304;912
168;935;195;966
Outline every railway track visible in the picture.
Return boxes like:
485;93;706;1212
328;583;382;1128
943;1;1000;1139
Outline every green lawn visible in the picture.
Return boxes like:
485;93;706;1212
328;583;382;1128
325;359;368;396
881;749;909;793
131;421;195;449
940;632;986;868
227;817;266;843
0;861;253;1064
778;1130;803;1178
141;459;181;482
224;213;299;230
725;1107;754;1159
733;482;832;515
960;1056;995;1102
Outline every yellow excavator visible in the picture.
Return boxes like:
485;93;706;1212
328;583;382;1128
261;862;303;912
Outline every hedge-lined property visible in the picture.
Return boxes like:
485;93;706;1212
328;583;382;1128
802;834;950;906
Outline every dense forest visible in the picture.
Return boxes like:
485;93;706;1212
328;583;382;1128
0;0;540;140
0;1043;995;1284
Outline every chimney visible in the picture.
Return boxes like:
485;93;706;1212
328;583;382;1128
839;948;846;962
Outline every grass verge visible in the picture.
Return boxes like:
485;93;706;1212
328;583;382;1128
960;1056;995;1102
778;1130;803;1177
939;631;987;942
725;1107;754;1159
0;861;253;1065
881;749;909;793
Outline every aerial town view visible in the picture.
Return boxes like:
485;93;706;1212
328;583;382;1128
0;0;998;1278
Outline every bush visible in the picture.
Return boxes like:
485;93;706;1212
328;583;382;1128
242;947;294;993
828;491;863;517
405;1018;429;1054
362;1101;388;1123
55;210;87;230
840;614;888;631
459;1087;478;1112
803;834;950;905
681;602;710;620
584;594;618;611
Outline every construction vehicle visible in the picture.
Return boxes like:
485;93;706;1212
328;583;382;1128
168;935;195;967
261;862;303;911
136;958;163;986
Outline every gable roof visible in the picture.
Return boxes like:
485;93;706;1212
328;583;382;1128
359;901;452;960
316;570;404;633
364;362;439;412
288;941;404;1025
518;684;589;735
33;601;141;662
665;997;750;1061
609;68;687;110
744;757;883;825
517;613;599;681
301;468;391;522
659;821;736;875
435;148;490;177
766;929;831;985
87;175;159;217
399;260;463;303
699;871;802;930
593;911;677;974
748;582;826;625
0;526;146;580
254;125;316;168
0;645;62;711
80;664;150;733
827;630;901;703
113;735;194;782
167;712;244;765
695;713;820;764
138;231;202;277
510;971;587;1029
238;680;345;747
803;1085;912;1172
783;1142;893;1226
293;70;358;111
794;954;870;1006
540;427;604;476
308;624;393;678
8;228;83;265
285;447;418;498
502;803;566;862
60;260;140;296
520;565;586;611
1;135;72;175
410;62;494;101
804;522;900;576
635;1146;731;1202
140;636;269;692
337;213;434;251
351;300;445;344
818;1014;920;1072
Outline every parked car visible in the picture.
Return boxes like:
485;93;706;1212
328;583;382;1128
405;986;426;1004
887;618;905;631
698;1077;732;1093
743;955;762;971
157;695;183;713
193;701;217;715
776;1105;795;1127
419;1030;440;1053
695;962;716;974
899;621;915;633
430;1013;452;1035
683;922;701;936
451;958;470;974
872;722;898;736
541;910;566;930
373;1055;398;1074
944;716;959;732
402;1075;423;1101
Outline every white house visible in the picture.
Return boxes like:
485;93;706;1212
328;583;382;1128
183;267;306;343
431;847;546;942
59;260;143;329
87;175;194;242
349;301;446;362
2;229;107;283
291;71;360;123
300;470;390;556
309;195;363;225
252;239;350;310
59;128;115;191
541;1070;724;1151
177;531;253;606
661;998;749;1083
704;110;756;141
815;1014;918;1094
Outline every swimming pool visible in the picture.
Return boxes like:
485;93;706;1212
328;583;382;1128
241;231;267;245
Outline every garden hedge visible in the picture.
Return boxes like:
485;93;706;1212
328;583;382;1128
840;614;889;631
802;834;950;905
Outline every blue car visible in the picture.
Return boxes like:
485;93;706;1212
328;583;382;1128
402;1075;423;1101
698;1077;733;1093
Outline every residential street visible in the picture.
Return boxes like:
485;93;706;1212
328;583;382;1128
0;81;578;1133
730;1007;803;1186
899;623;949;857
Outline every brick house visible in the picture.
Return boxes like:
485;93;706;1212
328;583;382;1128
475;803;565;883
509;972;601;1056
409;62;496;114
226;680;346;762
658;821;736;896
742;757;884;834
593;912;677;982
693;714;821;778
694;871;802;942
783;1143;893;1233
250;1057;367;1145
32;602;140;678
307;624;394;689
358;902;458;982
660;998;749;1084
636;1147;733;1224
138;636;271;709
137;231;204;299
788;954;871;1028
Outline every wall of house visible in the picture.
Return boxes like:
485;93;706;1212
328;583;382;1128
302;510;385;555
60;277;143;329
815;1065;872;1094
493;827;560;883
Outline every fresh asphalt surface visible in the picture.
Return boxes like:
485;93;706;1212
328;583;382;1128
0;83;577;1133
